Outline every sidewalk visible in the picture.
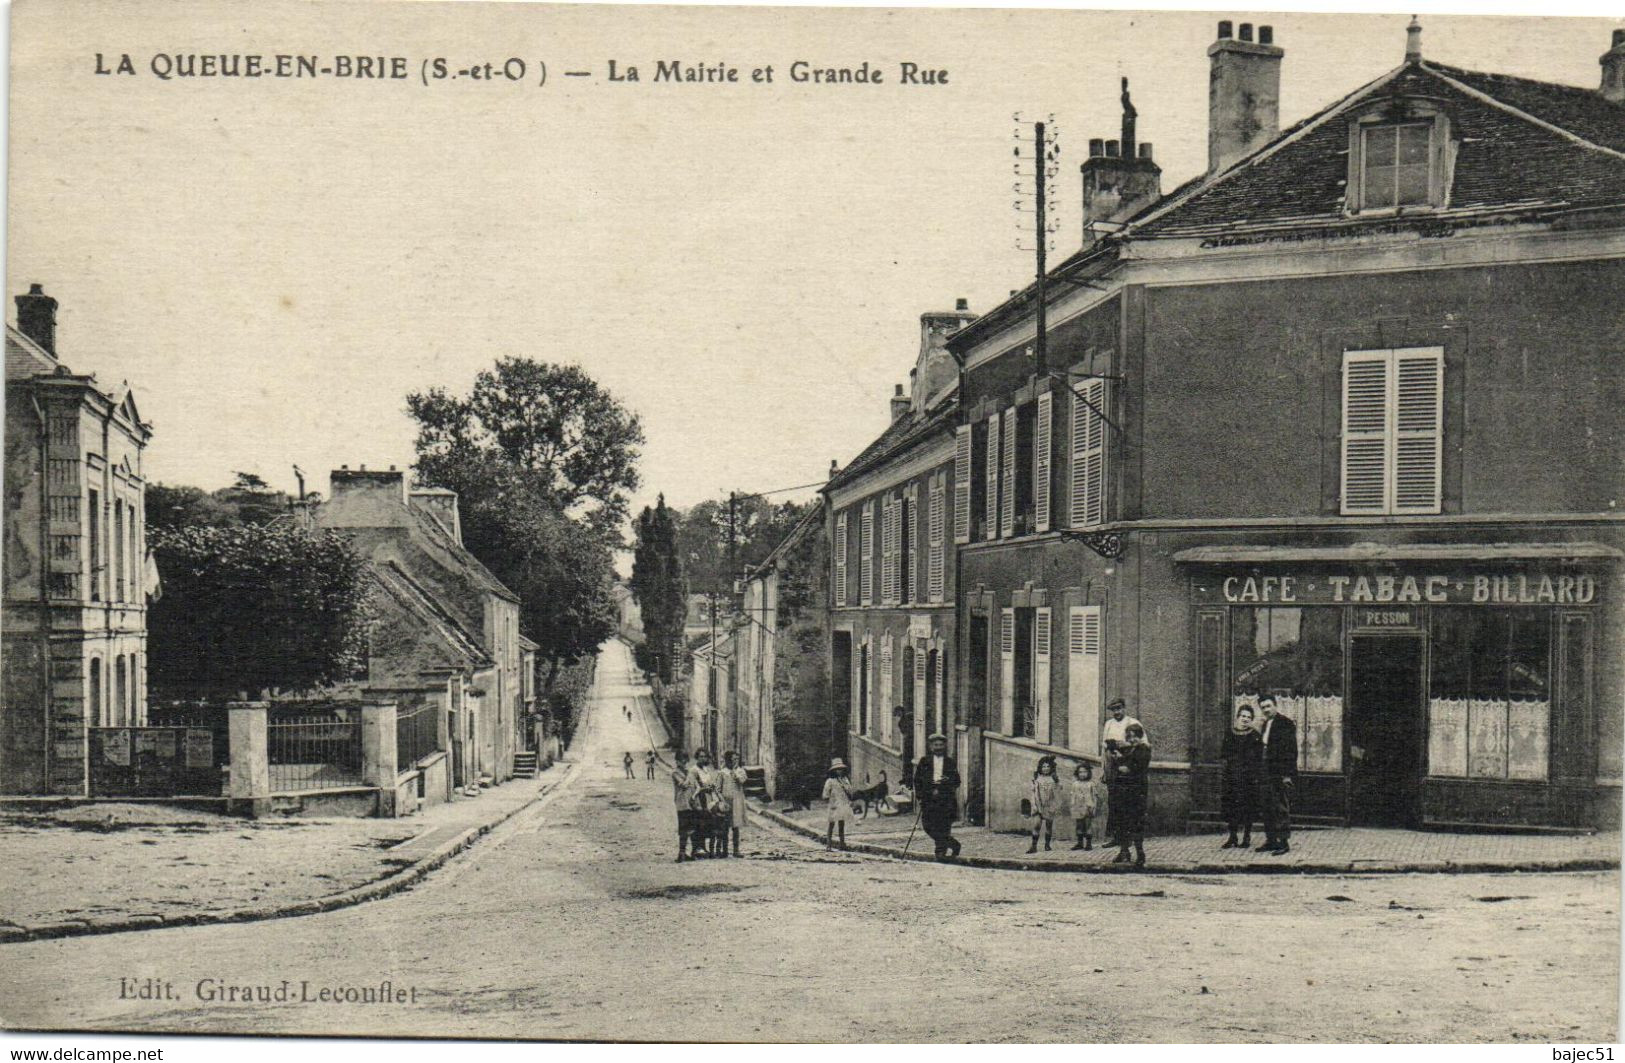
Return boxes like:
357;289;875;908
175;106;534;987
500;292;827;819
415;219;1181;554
0;760;576;943
757;801;1621;874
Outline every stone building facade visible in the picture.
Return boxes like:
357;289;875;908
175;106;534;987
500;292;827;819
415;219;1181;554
3;285;153;794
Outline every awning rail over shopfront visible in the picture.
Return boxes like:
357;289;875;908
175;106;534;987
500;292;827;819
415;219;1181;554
1172;542;1624;564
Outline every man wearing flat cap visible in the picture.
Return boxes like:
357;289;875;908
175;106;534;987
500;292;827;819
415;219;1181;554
1100;697;1143;847
913;733;962;860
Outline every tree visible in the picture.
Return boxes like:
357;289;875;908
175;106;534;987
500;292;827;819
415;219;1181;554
676;494;815;594
147;524;372;698
630;496;686;682
407;358;645;534
146;478;293;533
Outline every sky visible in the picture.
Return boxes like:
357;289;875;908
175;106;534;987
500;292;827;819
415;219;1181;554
6;1;1618;542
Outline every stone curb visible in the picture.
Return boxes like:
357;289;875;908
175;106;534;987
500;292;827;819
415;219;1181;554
0;762;580;946
747;804;1618;877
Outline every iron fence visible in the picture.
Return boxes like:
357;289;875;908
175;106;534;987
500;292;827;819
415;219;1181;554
396;701;441;770
88;726;228;796
267;710;363;792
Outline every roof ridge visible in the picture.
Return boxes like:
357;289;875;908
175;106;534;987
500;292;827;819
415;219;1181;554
1420;60;1625;161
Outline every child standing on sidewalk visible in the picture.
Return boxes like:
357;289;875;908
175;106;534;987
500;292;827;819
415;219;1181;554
1027;755;1062;854
822;759;854;850
1067;762;1100;851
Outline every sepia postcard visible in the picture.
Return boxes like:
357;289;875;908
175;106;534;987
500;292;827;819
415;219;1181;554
1;0;1621;1047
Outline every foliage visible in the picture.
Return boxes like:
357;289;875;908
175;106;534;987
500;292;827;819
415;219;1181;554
147;524;373;698
145;478;294;533
630;496;686;682
548;654;597;748
407;358;645;535
675;495;814;594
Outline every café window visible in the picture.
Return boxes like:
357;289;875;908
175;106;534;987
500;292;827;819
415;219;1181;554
1427;608;1550;781
1230;607;1345;772
1347;103;1451;213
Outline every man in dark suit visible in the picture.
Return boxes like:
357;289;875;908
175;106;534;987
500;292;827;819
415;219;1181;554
1256;693;1297;855
913;733;962;860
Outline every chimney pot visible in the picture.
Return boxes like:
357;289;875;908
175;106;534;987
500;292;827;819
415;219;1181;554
1239;22;1254;42
1602;27;1625;101
955;297;969;312
1088;137;1104;157
894;383;904;396
14;283;58;355
1217;19;1232;39
1138;142;1154;159
1614;28;1625;46
1259;25;1273;45
1105;139;1120;157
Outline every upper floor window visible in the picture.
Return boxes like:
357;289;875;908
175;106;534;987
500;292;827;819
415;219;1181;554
1340;346;1444;516
1347;102;1452;214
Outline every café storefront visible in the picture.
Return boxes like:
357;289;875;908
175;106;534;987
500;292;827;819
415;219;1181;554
1180;542;1620;831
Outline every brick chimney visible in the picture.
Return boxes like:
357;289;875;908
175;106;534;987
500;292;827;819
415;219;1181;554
1208;21;1283;174
890;383;910;422
1601;28;1625;103
1081;78;1163;242
323;466;411;528
913;299;977;413
15;284;57;355
410;487;463;545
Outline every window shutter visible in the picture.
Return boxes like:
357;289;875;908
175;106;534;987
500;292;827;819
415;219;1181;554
1000;407;1016;538
984;414;1001;542
929;476;946;603
880;497;893;604
1341;350;1391;515
1070;382;1107;528
859;503;873;605
1067;606;1102;753
834;514;848;606
1035;392;1053;533
1034;607;1052;744
880;637;893;742
1394;348;1444;514
913;647;927;738
999;608;1015;735
889;495;900;603
953;425;972;544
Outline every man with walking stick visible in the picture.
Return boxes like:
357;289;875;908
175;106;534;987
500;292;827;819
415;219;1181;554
912;733;962;861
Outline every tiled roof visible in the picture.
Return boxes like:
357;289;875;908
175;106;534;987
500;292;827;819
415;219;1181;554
368;561;493;676
825;399;956;494
1135;60;1625;238
5;325;56;381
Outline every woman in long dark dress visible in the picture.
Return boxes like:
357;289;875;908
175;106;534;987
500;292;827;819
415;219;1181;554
1112;724;1151;868
1220;704;1263;849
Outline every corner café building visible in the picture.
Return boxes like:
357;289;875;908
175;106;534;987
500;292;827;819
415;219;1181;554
1179;538;1622;831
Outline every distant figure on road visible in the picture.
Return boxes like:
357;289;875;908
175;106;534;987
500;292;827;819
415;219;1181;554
1221;703;1263;850
719;750;748;857
623;751;635;779
822;759;854;850
1256;693;1298;856
671;749;698;862
645;750;657;780
1111;723;1151;868
912;733;962;860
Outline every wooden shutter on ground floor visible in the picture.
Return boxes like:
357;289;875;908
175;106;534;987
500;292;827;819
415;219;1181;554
999;607;1015;735
1034;606;1052;745
1067;605;1102;753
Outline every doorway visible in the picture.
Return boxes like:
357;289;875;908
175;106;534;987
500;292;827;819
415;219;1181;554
1347;635;1425;827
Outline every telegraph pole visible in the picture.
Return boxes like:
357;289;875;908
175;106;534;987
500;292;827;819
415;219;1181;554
1034;121;1048;378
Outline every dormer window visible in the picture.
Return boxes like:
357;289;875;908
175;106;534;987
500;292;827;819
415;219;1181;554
1346;100;1453;214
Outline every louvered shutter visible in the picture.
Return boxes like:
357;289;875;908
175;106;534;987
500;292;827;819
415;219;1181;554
1341;350;1391;515
928;475;946;602
1394;348;1444;514
1035;392;1053;533
881;496;894;604
834;514;848;606
913;647;928;741
1067;606;1102;753
953;425;972;544
1070;381;1106;528
1000;407;1016;538
859;503;873;605
999;608;1015;734
984;414;1001;542
1034;607;1052;744
880;637;893;742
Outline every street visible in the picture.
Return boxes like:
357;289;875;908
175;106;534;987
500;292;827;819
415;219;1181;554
0;639;1616;1043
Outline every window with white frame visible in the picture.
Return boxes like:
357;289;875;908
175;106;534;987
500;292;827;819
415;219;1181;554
1341;346;1444;516
1069;380;1107;528
1347;104;1451;214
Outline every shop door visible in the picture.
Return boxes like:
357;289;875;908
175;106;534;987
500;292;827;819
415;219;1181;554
1347;635;1424;827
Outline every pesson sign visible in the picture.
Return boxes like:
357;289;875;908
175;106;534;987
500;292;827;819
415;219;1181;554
1203;571;1600;606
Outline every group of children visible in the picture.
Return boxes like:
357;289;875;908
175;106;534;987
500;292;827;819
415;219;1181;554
1025;756;1103;854
669;748;749;861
